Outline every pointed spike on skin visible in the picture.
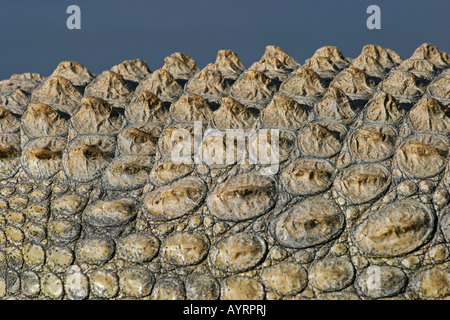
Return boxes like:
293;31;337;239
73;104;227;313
162;52;200;80
30;75;83;115
50;61;95;87
21;103;68;137
135;69;183;103
110;59;151;82
213;96;257;130
230;70;278;104
410;43;450;68
248;45;300;79
185;63;230;98
307;45;350;68
215;49;246;79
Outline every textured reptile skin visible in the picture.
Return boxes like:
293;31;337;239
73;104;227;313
0;43;449;300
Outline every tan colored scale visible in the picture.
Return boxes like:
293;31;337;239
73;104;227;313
70;96;125;136
0;133;21;180
248;129;296;163
214;49;246;80
161;231;209;266
125;91;170;126
0;107;21;133
102;155;153;191
298;121;347;158
427;74;450;101
306;45;351;69
50;61;94;87
21;137;66;180
396;58;437;79
309;257;355;293
351;45;403;76
0;89;31;114
161;52;200;80
352;200;435;257
21;103;68;137
329;67;375;100
409;97;450;133
260;94;309;129
302;56;340;79
280;158;334;196
394;134;448;178
200;130;247;168
209;232;267;273
315;87;359;123
270;195;345;249
63;135;116;182
334;163;391;204
184;63;231;99
159;123;202;157
149;160;194;186
84;70;133;106
279;67;327;102
170;93;213;123
142;176;206;221
31;75;82;115
110;59;151;82
207;173;277;221
364;91;405;124
135;69;183;103
409;43;450;69
378;71;424;99
248;45;300;79
212;97;257;130
0;72;44;94
117;125;162;156
349;124;397;162
230;70;278;105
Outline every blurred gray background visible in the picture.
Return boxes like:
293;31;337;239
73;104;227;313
0;0;449;79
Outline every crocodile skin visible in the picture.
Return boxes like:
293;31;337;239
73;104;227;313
0;43;449;300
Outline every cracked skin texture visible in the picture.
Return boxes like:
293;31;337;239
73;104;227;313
0;43;450;300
